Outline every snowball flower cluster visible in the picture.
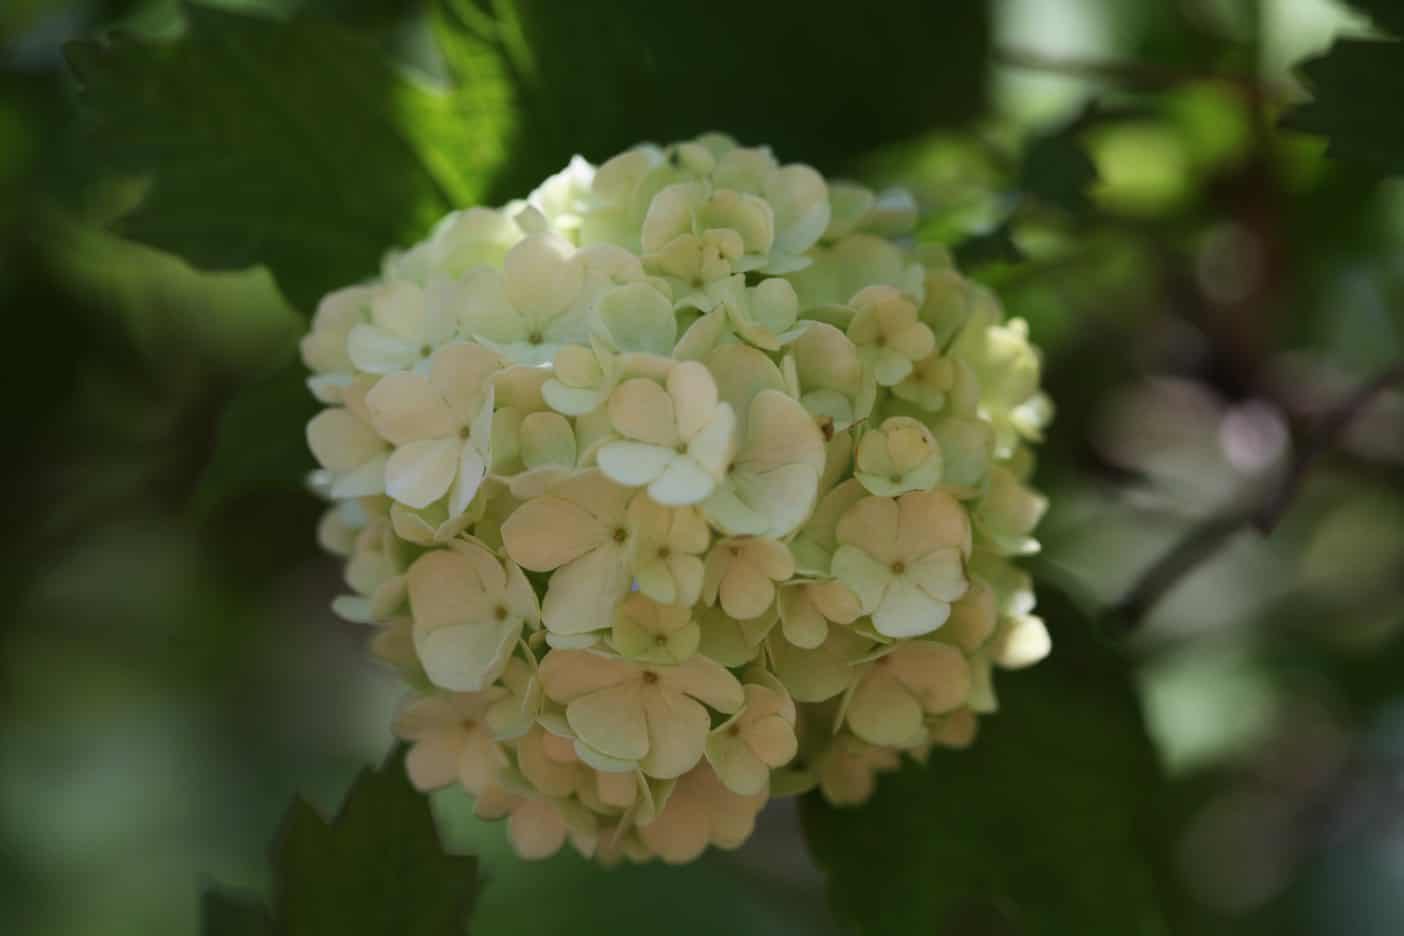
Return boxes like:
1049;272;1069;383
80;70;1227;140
304;134;1052;864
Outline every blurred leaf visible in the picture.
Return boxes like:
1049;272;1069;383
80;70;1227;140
204;745;480;936
471;0;990;193
192;358;317;517
1343;0;1404;36
953;224;1024;270
800;587;1175;936
65;4;512;311
201;891;273;936
1286;39;1404;176
1019;115;1098;217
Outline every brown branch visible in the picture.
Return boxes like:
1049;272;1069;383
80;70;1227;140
1107;362;1404;631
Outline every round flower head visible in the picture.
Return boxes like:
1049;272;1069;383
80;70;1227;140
302;133;1053;863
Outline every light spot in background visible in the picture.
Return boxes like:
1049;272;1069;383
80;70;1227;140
1219;398;1288;475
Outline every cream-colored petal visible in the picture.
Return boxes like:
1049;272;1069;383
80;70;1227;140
897;490;972;560
538;649;639;702
365;373;457;445
385;437;460;509
907;547;968;602
835;495;901;564
503;232;583;319
659;654;745;713
597;441;674;488
508;799;569;860
567;682;648;761
609;377;680;447
668;360;720;442
873;577;949;639
648;456;716;506
640;688;710;778
847;671;923;746
501;496;608;572
307;408;383;473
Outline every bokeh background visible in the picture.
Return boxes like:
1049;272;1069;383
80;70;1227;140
2;1;1402;934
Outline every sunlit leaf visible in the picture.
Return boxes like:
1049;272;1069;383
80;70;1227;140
65;5;512;310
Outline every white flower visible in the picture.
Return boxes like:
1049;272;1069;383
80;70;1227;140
702;536;794;620
306;379;388;499
776;579;861;649
455;233;643;365
636;763;768;863
347;279;458;374
706;678;798;795
500;470;635;644
846;285;936;387
708;274;806;351
824;183;917;240
394;690;509;796
702;384;825;539
853;416;943;496
627;496;709;607
596;362;737;506
538;649;744;779
783;321;871;434
814;733;899;806
364;342;498;514
842;641;972;746
301;132;1056;861
384;206;524;281
611;592;700;664
973;465;1048;556
831;491;971;639
405;540;538;691
302;284;372;401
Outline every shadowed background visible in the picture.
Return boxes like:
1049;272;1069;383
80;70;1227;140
2;1;1402;934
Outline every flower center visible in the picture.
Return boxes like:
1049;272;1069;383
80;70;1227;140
461;719;477;732
727;723;742;737
420;344;434;358
890;560;906;575
642;670;659;685
612;527;628;543
493;605;509;621
527;332;544;345
657;546;671;559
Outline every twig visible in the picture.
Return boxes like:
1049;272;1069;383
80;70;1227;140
1107;362;1404;631
993;46;1285;102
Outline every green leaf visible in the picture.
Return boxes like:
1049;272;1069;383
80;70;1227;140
800;587;1175;936
459;0;990;194
273;746;480;935
1285;39;1404;176
1341;0;1404;36
203;745;480;936
192;358;318;517
1019;108;1100;217
65;5;512;311
201;890;274;936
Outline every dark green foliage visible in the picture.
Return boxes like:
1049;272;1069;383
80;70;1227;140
203;746;480;936
481;0;990;195
202;890;275;936
1286;39;1404;176
192;359;318;517
66;5;507;310
801;588;1175;935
